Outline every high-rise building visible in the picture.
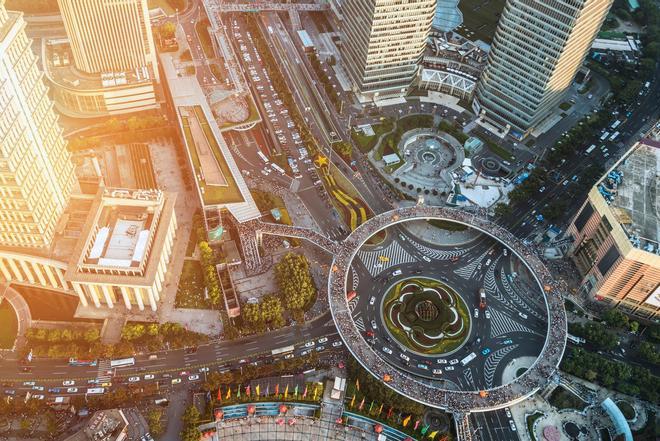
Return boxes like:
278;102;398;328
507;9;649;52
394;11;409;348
566;123;660;321
57;0;159;81
0;2;77;248
473;0;613;139
339;0;436;100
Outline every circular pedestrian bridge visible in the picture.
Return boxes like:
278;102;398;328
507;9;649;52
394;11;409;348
328;205;567;412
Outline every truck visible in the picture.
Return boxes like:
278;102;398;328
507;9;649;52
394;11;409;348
585;144;597;155
608;131;620;142
600;131;610;141
479;288;486;309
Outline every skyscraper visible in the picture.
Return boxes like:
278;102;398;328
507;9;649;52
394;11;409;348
0;1;77;248
57;0;159;81
473;0;613;139
340;0;436;99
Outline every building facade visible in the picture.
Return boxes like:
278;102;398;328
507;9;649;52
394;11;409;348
339;0;436;100
567;127;660;321
57;0;159;81
473;0;613;139
0;3;77;248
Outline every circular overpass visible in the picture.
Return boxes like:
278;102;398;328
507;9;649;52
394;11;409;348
328;205;567;412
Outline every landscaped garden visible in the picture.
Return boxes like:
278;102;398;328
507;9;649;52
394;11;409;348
175;260;212;309
383;277;470;354
0;300;18;349
526;411;544;441
548;387;587;411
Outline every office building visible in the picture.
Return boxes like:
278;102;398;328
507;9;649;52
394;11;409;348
46;0;159;117
339;0;436;100
473;0;613;139
0;2;77;248
567;124;660;321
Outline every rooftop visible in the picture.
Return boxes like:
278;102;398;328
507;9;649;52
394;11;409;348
598;128;660;253
64;409;128;441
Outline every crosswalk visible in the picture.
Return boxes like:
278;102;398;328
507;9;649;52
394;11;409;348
453;249;490;279
356;240;416;277
463;367;475;389
489;308;540;338
483;344;518;388
350;265;359;291
499;269;545;321
348;295;359;313
95;360;112;384
354;316;366;332
407;238;466;260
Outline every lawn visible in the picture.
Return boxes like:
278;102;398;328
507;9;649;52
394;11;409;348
175;260;213;309
526;411;544;441
195;18;215;59
429;219;468;231
351;119;395;153
458;0;506;44
0;300;18;349
548;387;587;411
484;139;515;161
559;102;572;111
616;401;635;420
377;114;435;160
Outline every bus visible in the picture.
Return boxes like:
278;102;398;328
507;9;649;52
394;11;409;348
271;345;295;356
609;131;620;142
86;387;105;395
257;150;269;164
68;358;97;367
600;131;610;141
567;334;585;345
110;357;135;368
271;163;285;175
610;120;621;130
460;352;477;367
584;144;597;155
479;289;486;309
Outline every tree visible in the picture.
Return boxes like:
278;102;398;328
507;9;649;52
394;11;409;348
274;253;317;317
638;342;660;365
333;141;352;157
147;408;164;436
160;22;176;40
628;321;639;333
493;203;511;217
602;309;629;328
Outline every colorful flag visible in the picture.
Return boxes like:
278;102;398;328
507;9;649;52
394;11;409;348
428;430;438;439
358;397;365;411
226;387;231;400
275;384;280;396
402;415;411;427
302;385;308;399
355;378;360;391
266;384;270;396
217;387;222;401
284;384;289;398
350;395;356;408
294;385;299;397
313;384;319;400
421;424;430;435
387;407;393;418
245;385;251;396
256;384;260;396
377;403;383;416
368;401;374;412
414;420;421;430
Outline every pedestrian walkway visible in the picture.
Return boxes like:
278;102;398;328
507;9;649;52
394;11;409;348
403;220;481;246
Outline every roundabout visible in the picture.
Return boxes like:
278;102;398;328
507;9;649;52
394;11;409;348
328;205;567;412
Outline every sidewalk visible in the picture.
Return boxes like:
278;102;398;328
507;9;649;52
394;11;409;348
402;219;482;246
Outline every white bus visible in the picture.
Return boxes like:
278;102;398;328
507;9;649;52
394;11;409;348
567;334;585;345
86;387;105;395
271;345;295;356
110;357;135;368
609;131;620;142
271;163;285;175
585;144;597;155
460;352;477;367
257;150;269;163
610;120;621;130
600;131;610;141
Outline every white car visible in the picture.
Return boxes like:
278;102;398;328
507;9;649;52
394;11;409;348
171;378;181;385
399;353;410;362
66;387;78;393
445;366;455;371
318;337;328;344
300;349;311;356
128;377;140;383
473;308;479;319
518;312;528;319
332;341;343;347
23;381;35;386
436;359;448;364
315;346;325;352
509;420;517;432
369;296;376;306
144;375;155;380
432;369;443;375
284;353;295;359
505;408;512;418
32;386;44;391
485;310;491;319
304;341;315;348
62;380;75;386
31;394;45;400
199;367;210;373
382;347;393;355
371;320;378;329
188;375;200;381
449;359;459;365
503;249;508;256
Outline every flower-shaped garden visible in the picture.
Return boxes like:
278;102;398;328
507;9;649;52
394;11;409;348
383;277;470;354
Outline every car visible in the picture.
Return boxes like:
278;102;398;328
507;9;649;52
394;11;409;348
144;375;155;380
481;348;491;356
417;363;429;370
505;408;512;418
3;390;15;395
188;375;200;381
22;381;35;386
128;377;140;383
162;373;172;378
398;233;407;241
315;346;325;352
562;180;569;186
432;369;443;375
100;382;112;388
199;367;210;373
304;341;315;348
445;366;455;371
371;320;378;329
436;359;448;364
250;361;259;367
509;420;517;431
20;366;31;373
179;371;189;376
587;93;593;99
422;255;431;262
300;349;311;356
503;249;508;256
238;359;247;364
485;310;491;319
369;296;376;306
449;359;459;365
66;388;78;393
474;308;479;319
318;337;328;344
284;353;295;359
502;339;513;345
62;380;75;386
171;378;181;385
518;312;528;319
31;394;45;400
332;341;343;347
538;186;546;193
382;347;393;355
48;388;61;393
400;353;410;362
32;386;44;391
391;269;402;276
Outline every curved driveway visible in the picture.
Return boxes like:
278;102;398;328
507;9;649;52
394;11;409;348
328;205;567;412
